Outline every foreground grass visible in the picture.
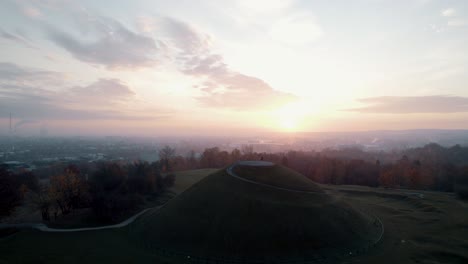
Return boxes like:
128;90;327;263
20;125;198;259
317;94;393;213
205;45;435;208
0;227;157;264
324;185;468;264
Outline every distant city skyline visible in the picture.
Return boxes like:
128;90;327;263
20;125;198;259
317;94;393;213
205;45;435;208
1;0;468;136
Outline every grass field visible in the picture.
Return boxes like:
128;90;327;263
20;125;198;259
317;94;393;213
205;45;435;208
1;166;467;264
323;185;468;264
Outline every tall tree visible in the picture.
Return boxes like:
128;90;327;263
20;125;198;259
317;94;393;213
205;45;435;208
0;166;21;216
49;166;88;215
159;146;176;172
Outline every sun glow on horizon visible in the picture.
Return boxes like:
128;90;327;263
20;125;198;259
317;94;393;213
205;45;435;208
275;102;308;132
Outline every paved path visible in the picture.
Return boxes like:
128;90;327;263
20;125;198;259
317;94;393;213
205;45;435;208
227;161;385;249
0;206;162;232
226;161;324;194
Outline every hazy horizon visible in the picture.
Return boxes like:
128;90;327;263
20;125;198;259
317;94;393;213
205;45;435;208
1;0;468;137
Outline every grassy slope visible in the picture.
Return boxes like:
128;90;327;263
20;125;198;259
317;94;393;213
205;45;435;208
131;168;380;260
324;185;468;264
172;168;218;194
233;164;323;192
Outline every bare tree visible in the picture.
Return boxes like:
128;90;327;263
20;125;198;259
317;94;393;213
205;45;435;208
159;146;176;172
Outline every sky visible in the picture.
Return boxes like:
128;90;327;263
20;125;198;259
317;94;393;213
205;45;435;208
0;0;468;137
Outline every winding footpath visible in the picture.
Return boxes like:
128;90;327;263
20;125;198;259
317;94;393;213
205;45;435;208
227;161;324;194
0;206;162;233
227;161;385;248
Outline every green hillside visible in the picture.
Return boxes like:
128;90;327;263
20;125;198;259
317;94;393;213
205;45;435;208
232;163;324;192
131;165;381;261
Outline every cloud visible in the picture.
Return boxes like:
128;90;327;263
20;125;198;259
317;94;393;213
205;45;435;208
440;7;467;27
70;78;135;103
21;6;42;18
0;63;166;120
441;8;456;17
162;17;212;56
447;19;468;27
163;18;297;110
0;28;38;49
346;96;468;114
0;62;66;86
46;16;161;69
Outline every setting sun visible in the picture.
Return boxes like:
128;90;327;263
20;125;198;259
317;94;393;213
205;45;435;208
275;102;307;131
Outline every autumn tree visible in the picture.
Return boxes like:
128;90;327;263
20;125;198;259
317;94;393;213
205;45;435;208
231;148;241;162
379;167;397;187
200;147;221;168
49;166;88;216
90;163;128;222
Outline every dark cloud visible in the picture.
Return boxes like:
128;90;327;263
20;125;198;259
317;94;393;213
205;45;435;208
346;96;468;113
0;63;166;120
47;17;160;69
164;18;297;110
0;62;65;85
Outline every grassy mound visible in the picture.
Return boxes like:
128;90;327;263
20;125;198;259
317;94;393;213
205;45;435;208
132;165;382;260
233;164;324;192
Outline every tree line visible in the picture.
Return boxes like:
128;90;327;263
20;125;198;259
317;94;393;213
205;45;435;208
1;158;175;222
169;144;468;198
2;143;468;220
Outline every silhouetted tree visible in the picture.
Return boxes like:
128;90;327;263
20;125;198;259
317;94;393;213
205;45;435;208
231;148;241;162
16;170;39;193
159;146;176;172
0;166;21;216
